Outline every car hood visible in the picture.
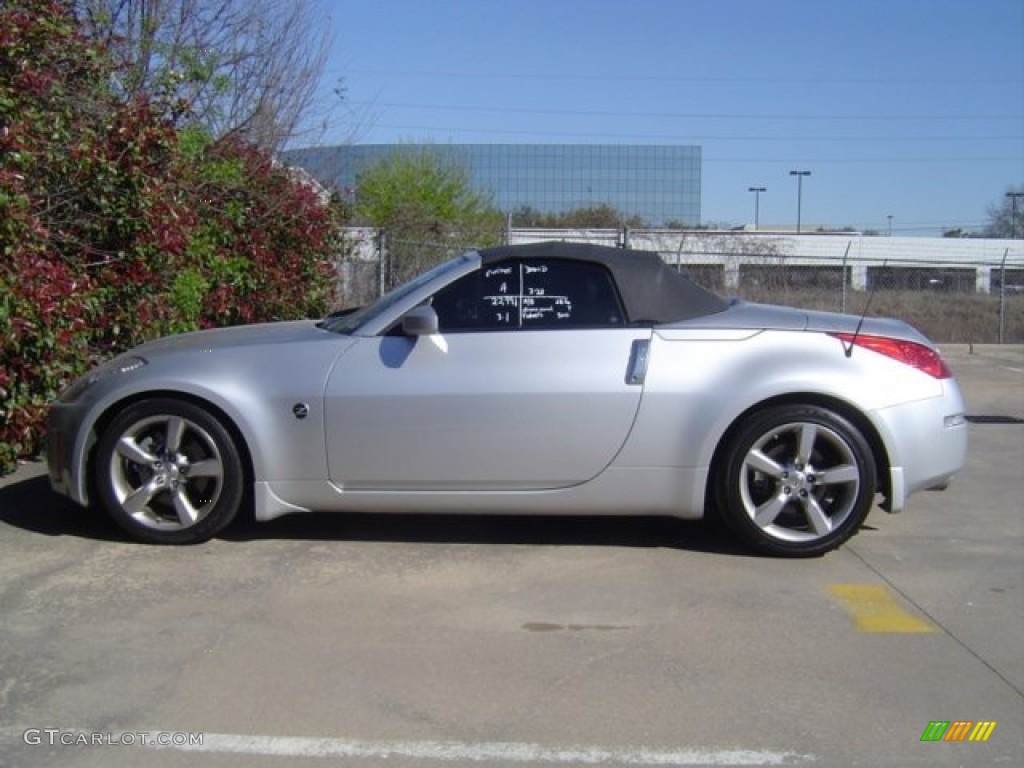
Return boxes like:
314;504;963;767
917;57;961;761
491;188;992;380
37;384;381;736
129;320;332;358
669;300;931;344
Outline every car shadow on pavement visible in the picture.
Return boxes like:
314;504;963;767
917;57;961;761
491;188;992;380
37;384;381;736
0;468;751;555
223;511;752;555
0;472;128;542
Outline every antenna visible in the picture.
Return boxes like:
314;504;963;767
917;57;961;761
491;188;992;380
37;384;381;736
844;259;887;358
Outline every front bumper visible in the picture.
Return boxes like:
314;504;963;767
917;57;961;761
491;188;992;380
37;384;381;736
45;401;94;506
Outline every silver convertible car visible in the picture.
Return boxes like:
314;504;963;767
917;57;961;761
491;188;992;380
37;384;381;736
46;242;968;556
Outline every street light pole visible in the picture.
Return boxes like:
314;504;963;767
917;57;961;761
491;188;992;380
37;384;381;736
748;186;766;230
789;170;811;233
1007;192;1024;239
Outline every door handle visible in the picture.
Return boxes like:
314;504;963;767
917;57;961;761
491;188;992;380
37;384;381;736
626;339;650;386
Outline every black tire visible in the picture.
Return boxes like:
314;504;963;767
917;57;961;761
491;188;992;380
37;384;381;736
94;398;244;544
714;404;877;557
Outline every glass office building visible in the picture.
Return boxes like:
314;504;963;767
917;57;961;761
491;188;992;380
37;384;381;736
284;144;701;227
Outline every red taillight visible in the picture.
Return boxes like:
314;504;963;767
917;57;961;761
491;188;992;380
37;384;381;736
830;333;953;379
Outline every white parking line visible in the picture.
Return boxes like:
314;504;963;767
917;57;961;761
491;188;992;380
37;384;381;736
151;733;813;765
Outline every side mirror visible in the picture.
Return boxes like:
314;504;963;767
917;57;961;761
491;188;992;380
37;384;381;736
401;305;440;337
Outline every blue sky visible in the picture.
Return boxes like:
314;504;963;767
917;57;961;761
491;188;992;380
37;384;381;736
312;0;1024;234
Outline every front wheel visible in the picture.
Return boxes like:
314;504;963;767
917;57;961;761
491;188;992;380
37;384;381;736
714;405;877;557
94;398;245;544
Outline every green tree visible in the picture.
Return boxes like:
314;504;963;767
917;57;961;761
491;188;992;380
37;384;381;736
354;146;503;286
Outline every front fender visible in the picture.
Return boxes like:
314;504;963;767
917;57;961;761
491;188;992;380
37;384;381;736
58;337;354;504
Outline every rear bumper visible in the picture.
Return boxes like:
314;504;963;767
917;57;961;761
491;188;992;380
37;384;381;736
875;380;967;512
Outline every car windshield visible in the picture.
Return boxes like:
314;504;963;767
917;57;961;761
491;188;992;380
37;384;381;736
318;254;473;334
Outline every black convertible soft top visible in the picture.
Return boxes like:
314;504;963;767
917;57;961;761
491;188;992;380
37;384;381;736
476;241;727;325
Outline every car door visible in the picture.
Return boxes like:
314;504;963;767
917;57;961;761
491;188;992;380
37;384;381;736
324;257;651;491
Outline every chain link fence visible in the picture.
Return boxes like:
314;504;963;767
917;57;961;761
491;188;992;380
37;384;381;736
333;228;491;310
668;254;1022;345
657;237;1022;345
332;227;1024;344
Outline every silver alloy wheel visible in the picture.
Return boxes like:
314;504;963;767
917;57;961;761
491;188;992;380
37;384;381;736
738;420;861;543
108;414;225;531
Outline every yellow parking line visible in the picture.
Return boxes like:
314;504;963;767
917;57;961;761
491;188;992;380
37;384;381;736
827;584;938;633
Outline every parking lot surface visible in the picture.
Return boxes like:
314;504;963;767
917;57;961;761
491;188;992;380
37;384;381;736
1;345;1021;767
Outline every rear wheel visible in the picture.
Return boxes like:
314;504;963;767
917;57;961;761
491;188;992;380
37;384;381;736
94;398;244;544
714;405;877;557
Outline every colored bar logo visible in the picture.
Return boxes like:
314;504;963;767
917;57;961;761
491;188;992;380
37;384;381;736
921;721;997;742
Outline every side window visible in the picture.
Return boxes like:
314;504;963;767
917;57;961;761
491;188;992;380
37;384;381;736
432;259;625;332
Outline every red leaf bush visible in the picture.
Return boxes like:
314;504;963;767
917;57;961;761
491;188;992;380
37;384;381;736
0;0;342;472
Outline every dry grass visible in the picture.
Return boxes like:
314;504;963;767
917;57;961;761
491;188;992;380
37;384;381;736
737;288;1024;344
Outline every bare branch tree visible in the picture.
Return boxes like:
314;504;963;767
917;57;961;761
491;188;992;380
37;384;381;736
985;186;1024;239
75;0;333;150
